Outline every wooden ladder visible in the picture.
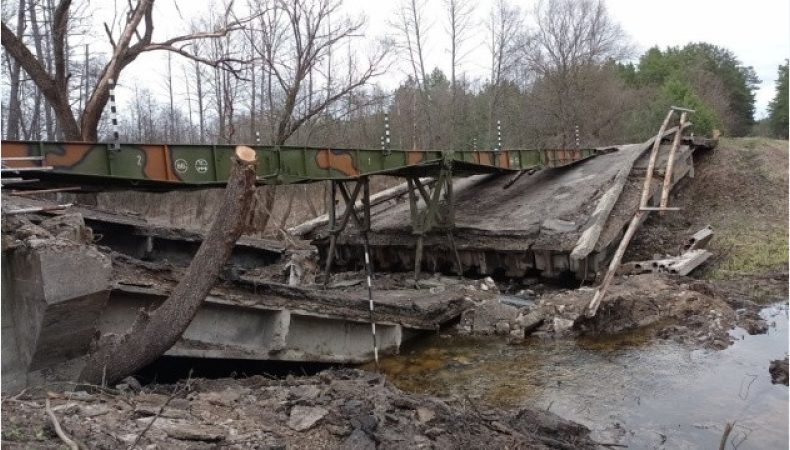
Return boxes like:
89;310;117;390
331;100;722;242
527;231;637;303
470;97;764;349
586;106;693;317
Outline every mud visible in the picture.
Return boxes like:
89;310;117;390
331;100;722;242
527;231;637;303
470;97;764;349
1;369;597;449
458;273;770;350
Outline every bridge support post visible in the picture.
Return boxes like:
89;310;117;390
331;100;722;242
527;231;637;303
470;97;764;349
322;178;373;286
321;177;379;367
407;164;460;281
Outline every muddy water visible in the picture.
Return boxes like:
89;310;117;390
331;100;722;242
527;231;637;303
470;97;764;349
374;304;789;449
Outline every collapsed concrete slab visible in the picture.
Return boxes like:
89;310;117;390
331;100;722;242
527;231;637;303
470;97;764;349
322;134;712;280
1;204;482;393
106;255;482;364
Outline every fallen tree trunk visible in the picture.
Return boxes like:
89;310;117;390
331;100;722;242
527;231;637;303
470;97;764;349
79;146;258;385
287;177;435;237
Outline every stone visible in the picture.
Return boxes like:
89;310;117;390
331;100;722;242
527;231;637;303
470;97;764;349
133;405;189;419
552;317;575;333
68;391;95;402
51;403;79;415
79;404;111;418
342;428;376;450
39;214;93;243
350;413;378;433
198;388;243;406
288;405;328;431
424;427;445;438
770;358;789;385
743;319;769;335
416;407;435;424
482;277;497;291
297;385;322;401
494;321;511;335
168;398;191;410
121;376;143;392
160;423;226;442
326;423;352;436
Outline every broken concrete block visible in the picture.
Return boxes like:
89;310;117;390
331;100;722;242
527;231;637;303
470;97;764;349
288;405;329;431
416;407;436;424
160;422;227;441
2;240;111;393
39;213;93;243
552;317;575;333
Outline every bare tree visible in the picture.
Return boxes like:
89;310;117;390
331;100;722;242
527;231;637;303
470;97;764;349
518;0;631;145
391;0;434;148
1;0;249;141
443;0;473;146
240;0;389;234
486;0;521;148
525;0;630;76
443;0;473;94
5;0;26;139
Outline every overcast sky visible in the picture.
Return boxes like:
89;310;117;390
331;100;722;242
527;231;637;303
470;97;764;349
107;0;789;118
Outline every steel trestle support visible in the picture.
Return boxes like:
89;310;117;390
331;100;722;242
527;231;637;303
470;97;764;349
322;177;379;368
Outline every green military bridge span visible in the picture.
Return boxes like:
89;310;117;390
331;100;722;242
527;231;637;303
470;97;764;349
1;140;600;187
1;139;606;281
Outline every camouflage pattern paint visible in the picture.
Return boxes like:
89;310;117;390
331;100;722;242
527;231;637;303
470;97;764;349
1;140;601;188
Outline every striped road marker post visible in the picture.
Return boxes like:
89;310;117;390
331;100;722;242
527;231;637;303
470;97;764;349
361;178;379;369
109;79;120;151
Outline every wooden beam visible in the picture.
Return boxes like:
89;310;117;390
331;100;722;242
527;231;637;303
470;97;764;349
659;112;688;215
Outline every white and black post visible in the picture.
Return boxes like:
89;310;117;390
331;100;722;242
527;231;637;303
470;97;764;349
383;112;391;156
497;120;502;151
361;178;379;369
109;79;120;151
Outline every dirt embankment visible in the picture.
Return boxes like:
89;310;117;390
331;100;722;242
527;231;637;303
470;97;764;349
627;137;788;299
1;369;596;449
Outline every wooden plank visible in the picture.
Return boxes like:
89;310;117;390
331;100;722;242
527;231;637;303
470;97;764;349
659;112;688;214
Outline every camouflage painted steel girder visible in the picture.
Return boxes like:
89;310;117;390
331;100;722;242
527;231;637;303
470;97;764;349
1;140;601;189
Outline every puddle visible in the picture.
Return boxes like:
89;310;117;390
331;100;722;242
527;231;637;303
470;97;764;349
374;304;789;449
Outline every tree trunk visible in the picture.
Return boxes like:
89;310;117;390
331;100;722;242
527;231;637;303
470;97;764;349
78;146;258;385
196;61;205;143
6;0;27;140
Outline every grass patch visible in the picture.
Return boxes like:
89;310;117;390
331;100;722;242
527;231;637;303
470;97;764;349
708;225;788;279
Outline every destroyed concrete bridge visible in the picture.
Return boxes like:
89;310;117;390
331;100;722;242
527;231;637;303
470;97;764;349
1;128;716;391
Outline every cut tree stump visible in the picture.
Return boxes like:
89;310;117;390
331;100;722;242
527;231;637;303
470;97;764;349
79;146;258;385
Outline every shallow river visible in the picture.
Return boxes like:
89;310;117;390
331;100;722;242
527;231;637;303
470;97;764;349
374;304;789;449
